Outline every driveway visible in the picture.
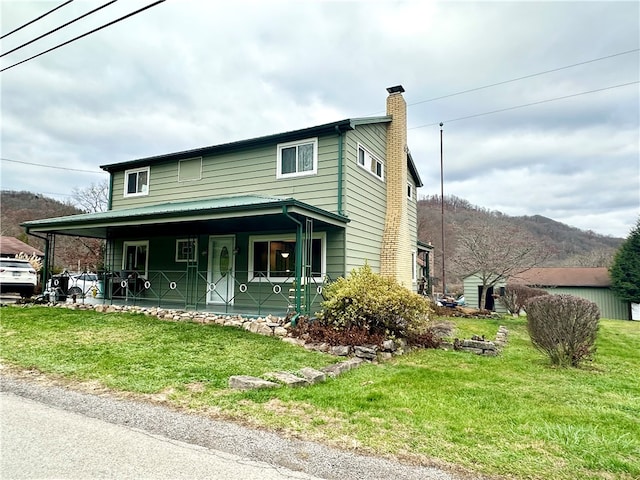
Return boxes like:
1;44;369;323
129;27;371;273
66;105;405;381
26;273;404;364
0;375;464;480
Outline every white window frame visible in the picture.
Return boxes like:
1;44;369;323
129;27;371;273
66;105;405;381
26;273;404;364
178;157;202;183
407;182;413;199
357;143;384;181
124;167;150;197
276;137;318;179
175;238;198;263
248;232;326;282
122;240;149;278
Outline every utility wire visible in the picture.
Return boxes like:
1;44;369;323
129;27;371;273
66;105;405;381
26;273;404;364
408;48;640;107
0;0;75;40
408;81;640;130
1;1;119;59
1;0;166;73
362;48;639;116
1;157;105;174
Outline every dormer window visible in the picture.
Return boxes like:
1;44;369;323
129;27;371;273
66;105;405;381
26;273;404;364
124;167;149;197
357;144;384;181
276;138;318;179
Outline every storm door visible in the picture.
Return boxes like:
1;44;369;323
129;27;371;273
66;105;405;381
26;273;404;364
207;235;235;305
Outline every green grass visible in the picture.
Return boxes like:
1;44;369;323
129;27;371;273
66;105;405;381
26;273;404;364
1;306;639;479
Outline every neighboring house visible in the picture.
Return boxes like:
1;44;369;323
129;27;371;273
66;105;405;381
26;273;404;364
463;267;631;320
0;236;44;258
23;86;427;316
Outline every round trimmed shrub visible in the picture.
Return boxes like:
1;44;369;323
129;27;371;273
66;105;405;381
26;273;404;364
318;264;432;339
525;294;600;367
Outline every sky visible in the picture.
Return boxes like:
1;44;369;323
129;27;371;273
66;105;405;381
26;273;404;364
1;0;638;239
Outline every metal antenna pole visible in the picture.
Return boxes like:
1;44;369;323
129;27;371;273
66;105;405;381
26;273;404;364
440;123;446;295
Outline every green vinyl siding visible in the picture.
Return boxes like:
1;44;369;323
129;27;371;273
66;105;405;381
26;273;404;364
462;274;631;320
110;137;341;214
538;287;630;320
343;123;388;273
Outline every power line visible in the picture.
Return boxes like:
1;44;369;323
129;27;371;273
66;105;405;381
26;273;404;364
1;0;166;73
0;0;75;40
361;48;639;117
408;48;640;107
1;1;119;59
1;157;105;174
408;81;640;130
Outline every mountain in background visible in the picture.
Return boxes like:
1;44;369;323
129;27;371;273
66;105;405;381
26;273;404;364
1;190;100;272
418;195;623;290
0;190;624;278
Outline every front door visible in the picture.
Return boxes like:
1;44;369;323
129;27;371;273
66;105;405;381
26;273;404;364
208;235;235;305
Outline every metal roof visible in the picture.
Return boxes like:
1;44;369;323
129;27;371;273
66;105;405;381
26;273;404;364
98;116;423;187
22;195;349;238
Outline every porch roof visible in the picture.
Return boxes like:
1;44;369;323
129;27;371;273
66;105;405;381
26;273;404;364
22;195;349;238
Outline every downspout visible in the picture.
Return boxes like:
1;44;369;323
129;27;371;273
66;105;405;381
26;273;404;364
283;205;303;319
26;231;50;293
334;126;344;216
335;125;347;279
107;173;114;210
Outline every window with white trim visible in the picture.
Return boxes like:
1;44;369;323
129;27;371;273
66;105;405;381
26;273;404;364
357;144;384;180
175;239;197;262
249;234;325;281
122;241;149;278
124;167;149;197
276;138;318;179
407;183;413;199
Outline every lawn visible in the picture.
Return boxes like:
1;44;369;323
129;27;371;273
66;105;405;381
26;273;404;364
1;305;638;480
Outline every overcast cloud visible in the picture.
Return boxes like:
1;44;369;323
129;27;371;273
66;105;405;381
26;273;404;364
1;0;638;238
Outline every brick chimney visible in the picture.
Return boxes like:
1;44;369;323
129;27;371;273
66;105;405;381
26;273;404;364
380;85;412;286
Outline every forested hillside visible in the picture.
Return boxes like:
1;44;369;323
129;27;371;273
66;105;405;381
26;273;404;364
1;190;624;281
418;195;624;291
1;190;101;272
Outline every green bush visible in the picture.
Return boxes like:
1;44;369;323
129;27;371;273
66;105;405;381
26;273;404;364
318;264;432;339
525;294;600;367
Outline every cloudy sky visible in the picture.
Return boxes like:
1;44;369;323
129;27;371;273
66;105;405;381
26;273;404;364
1;0;638;238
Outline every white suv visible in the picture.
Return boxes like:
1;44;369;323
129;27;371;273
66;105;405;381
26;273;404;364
0;258;38;298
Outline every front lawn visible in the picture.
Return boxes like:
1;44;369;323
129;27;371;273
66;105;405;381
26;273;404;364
1;306;638;480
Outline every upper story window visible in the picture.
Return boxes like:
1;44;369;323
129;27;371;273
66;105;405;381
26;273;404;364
124;167;149;197
276;138;318;179
407;183;413;199
357;144;384;181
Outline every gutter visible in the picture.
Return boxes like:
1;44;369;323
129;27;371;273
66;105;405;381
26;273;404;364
334;125;344;216
26;231;50;290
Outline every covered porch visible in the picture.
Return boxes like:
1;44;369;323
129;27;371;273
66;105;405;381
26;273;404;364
23;195;348;317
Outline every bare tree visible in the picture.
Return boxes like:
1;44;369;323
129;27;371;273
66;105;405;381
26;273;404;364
450;220;552;309
72;180;109;213
63;180;109;271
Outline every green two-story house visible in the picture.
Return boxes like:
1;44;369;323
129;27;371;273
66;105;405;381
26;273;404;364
23;86;426;315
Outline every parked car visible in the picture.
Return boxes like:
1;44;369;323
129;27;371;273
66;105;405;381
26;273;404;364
67;272;103;298
0;258;37;298
46;272;103;299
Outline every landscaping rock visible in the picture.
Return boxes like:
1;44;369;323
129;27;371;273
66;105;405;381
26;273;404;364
264;372;309;388
299;367;326;384
229;375;279;390
354;345;378;360
329;345;351;356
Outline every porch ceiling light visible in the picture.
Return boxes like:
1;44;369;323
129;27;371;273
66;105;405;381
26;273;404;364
280;252;290;259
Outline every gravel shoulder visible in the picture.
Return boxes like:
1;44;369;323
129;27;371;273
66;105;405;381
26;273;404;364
0;371;476;480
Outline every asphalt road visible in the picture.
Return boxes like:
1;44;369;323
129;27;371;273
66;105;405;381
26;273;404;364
0;376;463;480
